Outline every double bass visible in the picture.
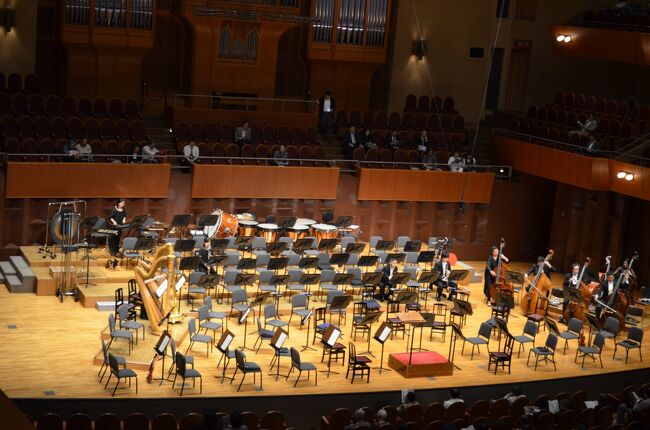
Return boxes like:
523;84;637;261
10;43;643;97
520;250;554;315
489;238;512;302
563;257;591;323
598;253;637;332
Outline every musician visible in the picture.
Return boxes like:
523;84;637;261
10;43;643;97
433;252;456;301
560;263;581;320
595;271;630;319
197;238;213;274
614;259;637;282
524;256;556;284
484;246;509;306
108;199;127;268
379;258;399;301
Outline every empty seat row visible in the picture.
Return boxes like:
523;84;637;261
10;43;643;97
525;107;634;138
552;92;649;121
173;121;318;146
0;73;40;95
403;94;458;114
335;110;465;132
177;142;329;166
348;130;466;150
0;116;147;142
351;147;456;167
3;137;149;159
0;93;140;119
580;8;650;30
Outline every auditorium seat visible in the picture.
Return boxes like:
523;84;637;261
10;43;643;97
431;96;442;113
402;113;414;130
352;147;365;163
109;99;123;118
313;146;328;166
78;97;93;117
392;149;406;167
84;118;100;139
94;98;108;118
240;143;256;164
291;126;304;145
226;143;240;162
122;140;136;155
418;95;430;112
443;96;456;113
17;116;34;139
23;138;39;160
255;144;269;160
174;121;189;142
305;127;317;146
4;137;20;154
362;110;375;128
375;111;388;129
277;126;291;145
30;95;46;116
189;122;203;142
0;93;11;115
388;112;401;130
204;123;219;143
286;145;299;165
115;120;130;141
404;94;417;112
12;93;28;115
124;413;149;430
45;95;62;116
151;413;177;430
68;117;83;139
298;145;312;163
123;100;139;119
212;142;227;163
40;138;55;156
106;140;120;154
415;113;427;130
336;110;348;128
263;125;277;144
0;73;5;93
131;121;146;140
62;97;76;117
428;114;440;131
365;148;379;165
349;111;362;128
7;73;22;93
90;140;104;155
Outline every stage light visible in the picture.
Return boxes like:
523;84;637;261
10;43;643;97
625;173;634;181
563;35;572;43
556;35;565;42
412;39;427;61
1;7;15;33
499;168;504;173
169;128;173;133
617;171;626;179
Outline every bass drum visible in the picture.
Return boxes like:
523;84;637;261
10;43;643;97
204;209;239;239
49;210;81;244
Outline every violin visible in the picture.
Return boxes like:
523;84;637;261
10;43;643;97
146;353;158;384
563;257;591;324
521;250;554;315
489;238;513;303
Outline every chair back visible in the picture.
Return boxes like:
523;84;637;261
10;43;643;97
629;327;644;343
108;353;120;375
170;338;177;358
116;303;130;322
478;322;492;339
175;351;187;375
545;317;560;335
348;342;357;362
101;338;110;364
290;346;301;367
257;316;264;332
315;307;327;324
205;295;214;310
235;348;246;368
188;318;197;336
264;303;277;319
523;320;538;338
603;316;619;333
108;313;117;332
124;413;150;430
567;318;583;334
197;305;209;322
545;333;558;351
232;288;247;304
402;404;423;423
189;271;203;285
593;333;605;351
259;411;284;430
292;293;308;309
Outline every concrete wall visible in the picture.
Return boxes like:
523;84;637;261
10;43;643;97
0;0;37;76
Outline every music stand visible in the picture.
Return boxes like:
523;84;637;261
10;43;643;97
292;238;313;255
495;291;515;310
398;311;425;364
391;272;412;290
174;239;195;255
449;269;469;297
299;273;320;294
373;322;393;374
358;311;383;357
334;216;354;228
357;255;379;273
329;294;352;325
266;242;288;256
385;253;406;264
268;274;290;305
134;237;156;260
374;240;395;252
198;273;220;297
269;328;290;380
210;239;230;255
320;325;343;377
278;217;297;229
267;257;289;274
216;330;236;382
404;240;423;253
179;256;200;272
329;253;350;272
250;291;271;317
197;215;219;229
318;239;338;252
300;307;316;352
235;236;254;254
298;257;319;272
448;322;463;370
150;330;173;385
236;257;256;274
417;251;436;270
417;271;438;310
506;271;524;285
344;242;366;255
238;307;254;352
332;273;354;296
171;214;192;228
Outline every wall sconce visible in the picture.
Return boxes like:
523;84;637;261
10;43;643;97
1;7;15;33
412;39;427;60
617;171;634;181
556;34;572;43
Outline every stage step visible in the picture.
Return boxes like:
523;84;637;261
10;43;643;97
0;261;17;276
96;301;116;312
5;274;32;293
9;256;36;293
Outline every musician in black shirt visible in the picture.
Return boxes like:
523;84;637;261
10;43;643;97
524;256;556;282
379;258;398;301
197;238;213;273
484;246;509;306
108;199;127;266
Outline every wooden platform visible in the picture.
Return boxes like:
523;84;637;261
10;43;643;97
0;257;648;399
388;351;454;378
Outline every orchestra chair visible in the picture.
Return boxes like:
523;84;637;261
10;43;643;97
258;269;277;294
321;334;346;366
326;290;347;324
127;279;143;318
121;237;141;268
554;317;583;354
312;307;330;344
117;303;145;343
369;236;383;252
232;348;262;391
462;322;492;360
346;342;371;383
585;314;601;344
186;317;212;357
288;293;310;329
230;288;249;321
525;296;548;332
351;302;370;340
187;271;207;309
167;338;194;379
254;317;274;352
216;345;238;384
264;303;288;331
105;353;138;396
347;267;364;298
287;268;307;297
428;303;448;342
386;300;406;339
396;236;410;252
99;338;125;383
598;316;619;347
513;320;538;358
114;287;136;320
198;305;223;339
108;313;133;354
527;333;558;371
575;333;605;369
287;347;318;387
320;269;338;298
172;352;202;396
205;296;228;329
613;327;643;364
625;306;644;329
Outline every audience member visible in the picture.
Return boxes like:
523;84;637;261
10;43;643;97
224;412;248;430
398;391;420;415
448;151;465;172
385;129;400;150
129;146;141;163
75;138;93;161
464;152;476;171
414;130;429;152
183;140;200;165
234;121;252;144
274;144;289;166
63;138;80;159
319;90;335;140
504;386;526;404
373;409;388;428
422;148;438;170
569;113;598;138
343;409;371;430
142;140;160;163
344;126;362;157
361;128;377;149
443;388;464;409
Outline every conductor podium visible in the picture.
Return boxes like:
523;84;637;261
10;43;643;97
387;310;454;378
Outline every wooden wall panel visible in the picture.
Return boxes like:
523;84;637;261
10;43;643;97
357;168;495;203
191;165;340;199
5;163;171;199
172;107;318;129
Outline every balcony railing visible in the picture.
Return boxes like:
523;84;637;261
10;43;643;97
174;94;319;113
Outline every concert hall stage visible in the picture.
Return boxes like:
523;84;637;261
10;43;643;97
0;250;648;407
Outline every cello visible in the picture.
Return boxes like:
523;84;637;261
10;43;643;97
563;257;591;323
598;253;637;332
521;250;554;315
489;238;512;303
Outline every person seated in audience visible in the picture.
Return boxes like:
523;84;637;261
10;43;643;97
569;113;598;138
224;412;248;430
443;388;464;409
130;146;141;163
585;135;602;154
373;410;388;428
398;391;420;415
142;139;160;163
448;151;465;172
343;126;362;157
503;385;526;404
63;138;80;160
234;121;252;144
344;409;371;430
463;152;476;172
421;149;440;171
183;140;200;165
361;128;377;149
274;144;289;166
75;137;93;161
385;129;400;150
414;130;429;152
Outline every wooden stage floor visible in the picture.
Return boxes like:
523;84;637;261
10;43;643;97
0;253;648;400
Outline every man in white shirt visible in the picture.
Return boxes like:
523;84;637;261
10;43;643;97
234;121;252;144
183;140;200;165
569;113;598;138
443;388;464;409
448;151;465;172
142;140;160;163
75;138;92;161
318;91;335;140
